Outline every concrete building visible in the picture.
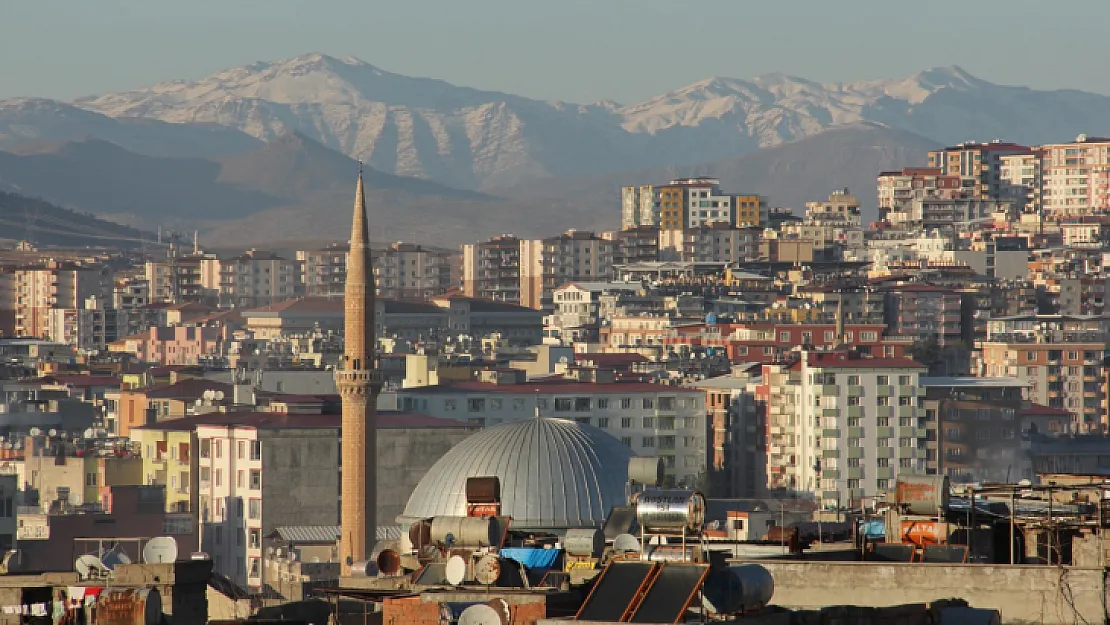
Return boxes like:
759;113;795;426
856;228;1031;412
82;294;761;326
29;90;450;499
928;140;1033;201
762;353;929;507
876;167;965;224
461;235;521;304
878;283;965;348
603;227;659;266
213;250;302;309
545;282;640;344
688;368;764;498
1041;135;1110;219
108;325;231;366
658;225;760;263
623;178;764;230
519;230;614;310
14;263;110;338
396;376;707;486
974;314;1109;430
145;253;220;305
298;242;456;300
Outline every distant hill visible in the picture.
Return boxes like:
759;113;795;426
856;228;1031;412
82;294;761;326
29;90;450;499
492;123;940;224
0;191;155;249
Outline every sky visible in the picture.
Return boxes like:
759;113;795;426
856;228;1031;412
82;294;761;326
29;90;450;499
3;0;1110;103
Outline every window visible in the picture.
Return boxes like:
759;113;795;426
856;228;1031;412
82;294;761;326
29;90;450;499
898;376;910;385
621;417;633;429
86;472;97;487
847;479;860;489
659;436;676;450
468;398;486;412
899;458;912;468
621;398;633;409
876;458;889;468
237;441;246;459
682;416;698;429
248;499;261;520
200;467;210;483
848;458;860;468
899;438;913;448
200;439;211;458
597;418;610;428
877;417;890;426
445;399;457;411
642;437;656;448
658;416;676;429
899;397;913;406
877;376;889;385
251;441;261;460
215;526;224;545
249;558;260;578
876;396;889;406
847;396;860;406
877;479;889;489
643;398;655;410
554;398;572;411
249;528;261;549
877;438;890;448
250;470;261;489
597;398;609;409
847;375;860;386
214;440;222;459
620;437;633;447
643;417;655;428
214;469;222;487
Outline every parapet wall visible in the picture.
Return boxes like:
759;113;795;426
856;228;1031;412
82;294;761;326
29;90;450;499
753;561;1107;625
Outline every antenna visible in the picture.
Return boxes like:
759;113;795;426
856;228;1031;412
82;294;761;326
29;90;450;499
143;537;179;564
76;554;109;579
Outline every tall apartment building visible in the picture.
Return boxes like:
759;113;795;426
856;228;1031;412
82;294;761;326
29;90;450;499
689;370;764;498
622;178;764;230
877;167;965;224
14;263;109;338
519;231;613;310
146;254;219;305
461;235;521;304
974;314;1109;431
877;283;965;348
658;225;759;263
604;227;659;266
763;353;929;508
215;250;302;309
805;188;863;225
299;243;456;300
780;190;865;261
999;152;1043;214
1040;135;1110;219
927;140;1032;200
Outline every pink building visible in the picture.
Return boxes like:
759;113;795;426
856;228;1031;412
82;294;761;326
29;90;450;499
108;326;230;365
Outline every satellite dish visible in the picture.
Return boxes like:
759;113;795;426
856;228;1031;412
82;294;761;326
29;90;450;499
203;390;215;400
76;554;108;578
475;554;501;586
214;391;225;401
458;604;505;625
84;428;94;439
101;547;130;570
613;534;642;553
48;429;57;437
0;551;23;574
445;555;467;586
487;599;511;624
29;428;41;437
142;537;179;564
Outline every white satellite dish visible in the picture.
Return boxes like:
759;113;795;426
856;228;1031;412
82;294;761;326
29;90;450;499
76;554;108;578
458;604;504;625
475;554;501;586
1;550;24;574
29;428;41;437
142;537;179;564
214;391;225;401
203;390;215;401
48;429;57;437
613;534;642;553
84;428;95;439
444;555;467;586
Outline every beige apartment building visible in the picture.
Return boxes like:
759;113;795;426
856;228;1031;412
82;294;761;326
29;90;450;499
212;250;301;309
519;231;613;310
1040;135;1110;219
658;225;759;263
461;235;521;304
927;140;1033;200
14;263;109;338
299;242;456;300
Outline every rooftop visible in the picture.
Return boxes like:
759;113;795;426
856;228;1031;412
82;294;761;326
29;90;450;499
398;380;696;395
134;410;474;432
921;376;1030;389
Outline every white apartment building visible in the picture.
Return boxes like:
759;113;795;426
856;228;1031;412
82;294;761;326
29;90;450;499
397;379;707;487
44;297;110;353
196;416;339;590
299;242;457;300
999;153;1042;213
658;226;759;263
519;231;614;311
545;282;639;344
765;353;929;508
211;250;302;309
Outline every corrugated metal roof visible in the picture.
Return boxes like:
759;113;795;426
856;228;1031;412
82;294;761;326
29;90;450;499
400;417;633;530
273;525;402;543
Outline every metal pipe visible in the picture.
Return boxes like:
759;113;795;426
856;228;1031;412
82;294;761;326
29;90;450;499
1010;489;1016;565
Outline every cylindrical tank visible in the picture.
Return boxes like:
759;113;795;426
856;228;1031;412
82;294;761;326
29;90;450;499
95;588;162;625
376;549;402;575
430;516;498;547
702;564;775;614
349;560;377;576
628;457;664;486
563;528;605;557
635;489;706;532
465;476;501;503
895;475;951;515
645;545;699;562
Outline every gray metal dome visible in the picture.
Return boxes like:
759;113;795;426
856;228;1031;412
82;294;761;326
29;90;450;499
399;417;633;530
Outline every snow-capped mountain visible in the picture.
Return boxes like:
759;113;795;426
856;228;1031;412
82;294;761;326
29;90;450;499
13;53;1110;190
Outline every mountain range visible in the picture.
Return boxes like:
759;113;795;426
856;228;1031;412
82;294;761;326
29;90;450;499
1;53;1108;244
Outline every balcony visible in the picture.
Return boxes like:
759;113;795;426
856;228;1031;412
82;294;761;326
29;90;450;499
875;426;894;439
822;449;840;459
876;385;893;397
820;385;840;396
822;428;841;439
898;385;916;396
876;447;894;458
847;385;864;397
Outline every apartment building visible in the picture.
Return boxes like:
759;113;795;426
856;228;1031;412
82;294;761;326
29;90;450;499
688;369;764;498
658;225;760;263
546;282;640;344
877;283;965;348
805;188;863;225
622;178;764;230
145;253;220;305
604;227;660;266
999;152;1043;213
461;235;521;304
108;325;232;367
519;230;613;310
43;297;112;353
298;242;456;300
397;376;708;487
974;314;1109;430
14;263;109;338
877;167;965;224
1040;135;1110;219
764;352;929;508
927;140;1033;200
215;250;302;309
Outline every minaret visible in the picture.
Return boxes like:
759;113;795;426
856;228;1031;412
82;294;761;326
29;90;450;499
336;163;381;575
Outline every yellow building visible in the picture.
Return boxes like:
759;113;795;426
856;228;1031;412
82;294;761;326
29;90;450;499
735;194;762;227
131;425;196;514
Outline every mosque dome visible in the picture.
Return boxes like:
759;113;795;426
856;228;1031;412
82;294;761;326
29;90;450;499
399;417;634;530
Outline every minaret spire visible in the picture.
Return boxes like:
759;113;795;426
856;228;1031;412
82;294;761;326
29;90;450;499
336;164;380;576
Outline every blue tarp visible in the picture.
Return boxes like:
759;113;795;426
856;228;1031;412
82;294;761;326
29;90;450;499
499;547;562;571
859;520;885;540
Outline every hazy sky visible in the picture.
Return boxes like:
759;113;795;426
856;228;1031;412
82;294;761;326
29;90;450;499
3;0;1109;103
